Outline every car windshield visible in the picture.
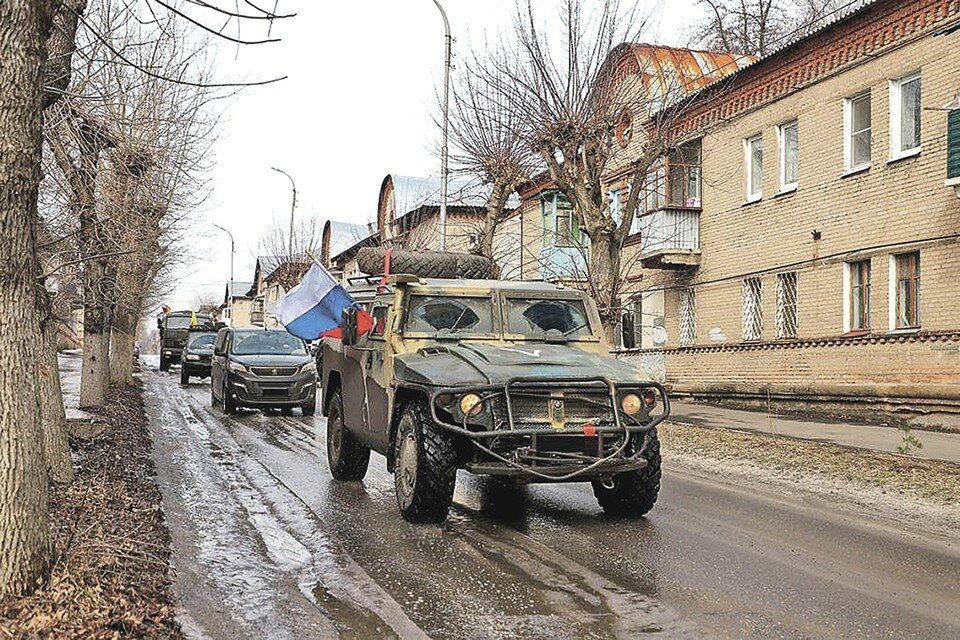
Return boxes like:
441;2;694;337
405;295;494;336
506;298;592;339
231;331;307;356
187;333;216;349
165;316;192;330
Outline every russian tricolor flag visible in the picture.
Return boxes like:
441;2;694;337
278;264;370;340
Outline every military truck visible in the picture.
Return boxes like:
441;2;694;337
321;275;669;523
157;310;216;372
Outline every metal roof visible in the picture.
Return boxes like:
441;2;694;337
619;43;756;112
388;175;520;218
226;281;253;298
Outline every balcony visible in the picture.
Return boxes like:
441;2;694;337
636;208;701;269
250;310;265;325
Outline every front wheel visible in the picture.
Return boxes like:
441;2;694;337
221;381;237;415
159;356;170;372
393;401;457;523
301;396;316;416
326;390;369;480
180;369;189;385
592;429;662;517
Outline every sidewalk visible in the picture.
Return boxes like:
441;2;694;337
58;352;96;426
668;400;960;464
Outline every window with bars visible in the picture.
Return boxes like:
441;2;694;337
678;288;696;345
849;260;871;330
775;272;798;338
895;252;920;328
742;277;762;341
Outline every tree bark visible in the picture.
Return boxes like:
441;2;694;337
37;306;73;484
587;228;621;345
109;308;137;387
0;0;56;598
478;183;508;279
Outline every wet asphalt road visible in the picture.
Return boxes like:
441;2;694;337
142;366;960;639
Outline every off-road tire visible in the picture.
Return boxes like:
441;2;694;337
357;247;492;280
159;356;170;372
210;385;217;407
221;380;237;415
326;390;369;480
592;429;661;517
180;369;189;385
393;401;457;523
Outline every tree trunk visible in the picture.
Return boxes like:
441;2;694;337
38;313;73;484
79;306;110;409
0;0;55;598
109;308;136;387
479;183;508;279
587;228;621;346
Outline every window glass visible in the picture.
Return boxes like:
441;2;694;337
747;135;763;199
371;306;389;337
775;272;798;338
507;298;591;339
895;252;920;328
405;295;493;335
742;277;763;340
780;122;798;187
165;316;192;329
678;289;696;345
668;140;702;208
187;333;217;349
849;260;871;330
231;331;307;355
899;76;921;152
849;93;872;168
643;159;666;213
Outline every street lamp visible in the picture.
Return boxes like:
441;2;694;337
271;167;297;257
432;0;452;252
213;224;234;325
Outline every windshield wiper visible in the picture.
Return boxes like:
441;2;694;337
436;305;472;338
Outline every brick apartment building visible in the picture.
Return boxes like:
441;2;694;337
600;0;960;418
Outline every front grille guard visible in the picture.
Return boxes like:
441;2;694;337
426;377;670;481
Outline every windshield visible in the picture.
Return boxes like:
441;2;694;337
231;331;307;356
405;295;494;336
506;298;592;339
165;316;192;330
187;333;216;349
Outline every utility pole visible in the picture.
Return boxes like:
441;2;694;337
271;167;297;258
213;224;234;325
432;0;451;252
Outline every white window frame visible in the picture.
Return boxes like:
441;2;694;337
744;134;763;202
843;91;872;172
777;121;799;192
889;72;922;160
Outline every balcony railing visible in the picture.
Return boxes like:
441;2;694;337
637;208;701;268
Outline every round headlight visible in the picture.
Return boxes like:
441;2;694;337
621;393;642;416
459;393;483;416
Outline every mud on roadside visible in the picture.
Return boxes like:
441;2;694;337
0;383;182;638
660;421;960;537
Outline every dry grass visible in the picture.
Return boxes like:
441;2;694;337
0;384;182;639
660;421;960;507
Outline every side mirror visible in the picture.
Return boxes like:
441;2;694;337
342;307;358;346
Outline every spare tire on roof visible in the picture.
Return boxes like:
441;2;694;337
356;247;494;279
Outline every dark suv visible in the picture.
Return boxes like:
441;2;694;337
180;331;217;384
211;328;317;415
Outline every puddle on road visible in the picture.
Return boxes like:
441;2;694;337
309;582;399;640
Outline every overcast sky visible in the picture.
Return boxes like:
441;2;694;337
169;0;700;309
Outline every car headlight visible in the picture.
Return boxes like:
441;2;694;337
300;361;317;375
459;393;483;417
228;361;248;374
185;353;200;361
621;393;642;416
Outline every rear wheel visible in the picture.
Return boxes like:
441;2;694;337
159;356;170;372
280;407;293;417
393;401;457;523
592;429;661;517
180;369;189;385
326;390;369;480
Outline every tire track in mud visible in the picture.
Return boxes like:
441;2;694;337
156;375;427;639
170;380;701;639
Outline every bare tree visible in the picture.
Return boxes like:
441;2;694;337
493;0;694;338
256;215;323;290
447;56;538;274
691;0;852;57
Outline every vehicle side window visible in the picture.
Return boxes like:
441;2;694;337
371;305;389;337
